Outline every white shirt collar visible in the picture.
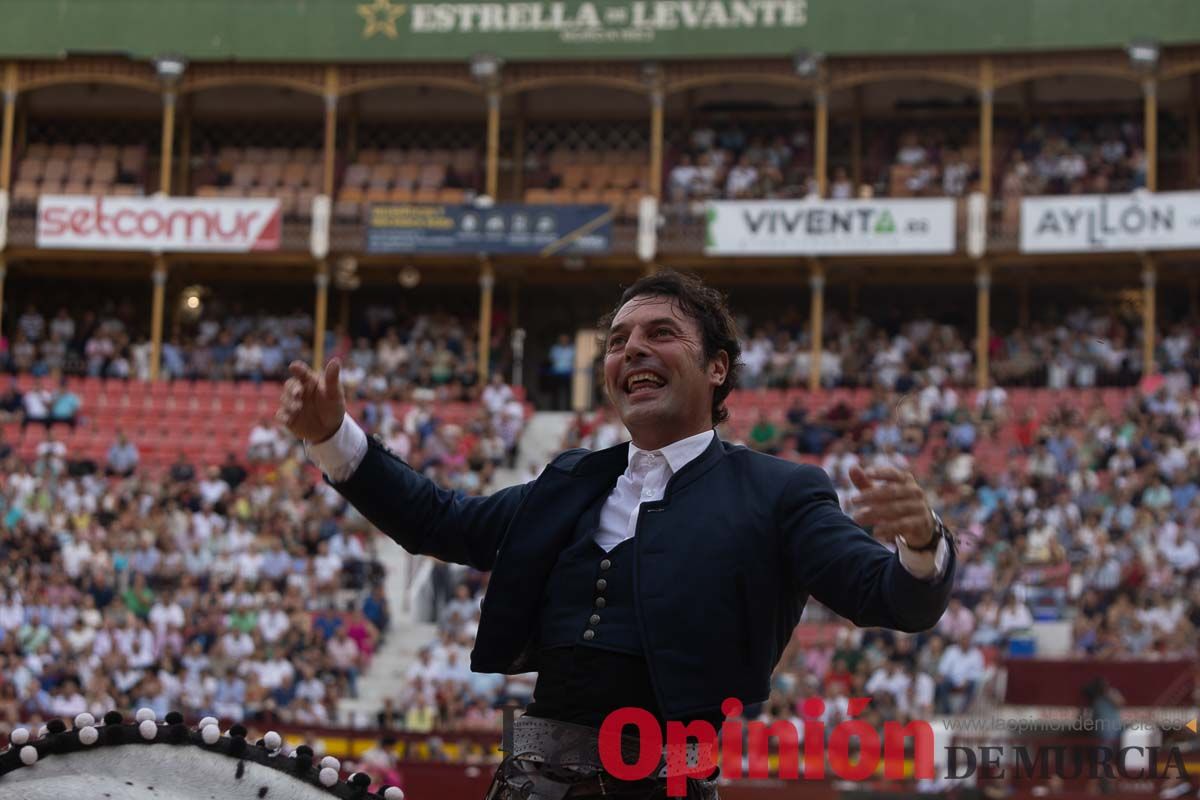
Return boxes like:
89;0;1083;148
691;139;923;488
627;429;715;474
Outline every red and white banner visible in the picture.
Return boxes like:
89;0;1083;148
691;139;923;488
36;196;282;252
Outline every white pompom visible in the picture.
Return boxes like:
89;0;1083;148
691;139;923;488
135;708;156;723
198;716;218;729
287;750;297;758
201;724;220;745
10;728;29;746
79;726;99;746
19;745;37;765
384;787;405;800
73;713;95;729
320;756;340;771
319;767;338;787
263;730;282;750
138;719;158;740
36;725;48;739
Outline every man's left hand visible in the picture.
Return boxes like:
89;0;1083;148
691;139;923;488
848;466;935;548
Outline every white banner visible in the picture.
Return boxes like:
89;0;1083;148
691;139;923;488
1021;191;1200;253
37;196;281;252
704;198;956;256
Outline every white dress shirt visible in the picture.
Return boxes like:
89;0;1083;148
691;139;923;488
307;413;948;579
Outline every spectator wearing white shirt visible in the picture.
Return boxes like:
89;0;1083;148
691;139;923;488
482;372;515;419
997;594;1035;639
258;601;291;644
936;633;985;713
247;417;287;462
724;155;759;198
148;592;185;639
1160;528;1199;573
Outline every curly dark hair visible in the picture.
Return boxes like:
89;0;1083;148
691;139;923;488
597;269;743;427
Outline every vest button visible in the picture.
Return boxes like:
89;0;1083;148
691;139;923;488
599;559;612;571
595;579;607;591
589;614;601;625
582;630;596;641
594;597;606;608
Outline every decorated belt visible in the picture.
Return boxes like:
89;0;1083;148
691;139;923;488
506;715;704;778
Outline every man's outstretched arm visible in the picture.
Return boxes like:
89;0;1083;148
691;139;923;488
779;465;955;633
280;360;529;571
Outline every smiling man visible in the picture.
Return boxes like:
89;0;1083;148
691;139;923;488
278;269;956;800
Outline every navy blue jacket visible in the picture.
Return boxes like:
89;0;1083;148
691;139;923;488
329;433;957;719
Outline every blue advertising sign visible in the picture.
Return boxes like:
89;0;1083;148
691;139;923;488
366;203;613;255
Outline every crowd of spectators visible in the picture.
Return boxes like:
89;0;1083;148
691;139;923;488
664;114;1146;214
0;434;391;736
0;348;528;740
0;301;512;405
737;306;1170;391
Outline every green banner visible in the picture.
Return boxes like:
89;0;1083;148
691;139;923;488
0;0;1197;62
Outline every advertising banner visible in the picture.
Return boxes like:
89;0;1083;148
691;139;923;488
36;196;282;252
2;0;1199;62
704;198;956;256
366;203;612;255
1020;192;1200;253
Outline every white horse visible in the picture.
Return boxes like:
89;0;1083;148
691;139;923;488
0;711;405;800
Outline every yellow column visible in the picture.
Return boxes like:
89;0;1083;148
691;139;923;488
1143;78;1157;192
485;90;500;199
808;261;824;391
150;259;168;381
814;86;828;197
649;87;664;200
980;58;994;196
976;261;991;390
1143;257;1156;376
313;262;329;369
159;91;176;195
323;67;339;198
478;260;495;385
1;64;16;193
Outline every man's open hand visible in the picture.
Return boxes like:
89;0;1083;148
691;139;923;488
849;466;935;548
277;359;345;443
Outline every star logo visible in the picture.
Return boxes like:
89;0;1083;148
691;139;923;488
358;0;407;39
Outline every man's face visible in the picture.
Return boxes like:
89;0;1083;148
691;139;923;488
603;294;726;442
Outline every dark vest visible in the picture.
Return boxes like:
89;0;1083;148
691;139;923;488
526;485;660;728
537;486;641;655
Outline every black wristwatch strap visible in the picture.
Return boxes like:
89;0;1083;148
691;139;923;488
904;511;947;553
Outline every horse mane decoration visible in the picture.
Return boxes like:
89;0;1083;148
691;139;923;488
0;709;407;800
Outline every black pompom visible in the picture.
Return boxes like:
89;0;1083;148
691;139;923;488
104;725;125;745
229;736;247;756
229;724;247;739
293;745;313;772
350;772;370;787
103;711;124;726
166;723;188;743
165;712;184;725
46;719;67;734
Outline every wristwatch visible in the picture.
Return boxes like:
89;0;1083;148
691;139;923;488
901;511;948;554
